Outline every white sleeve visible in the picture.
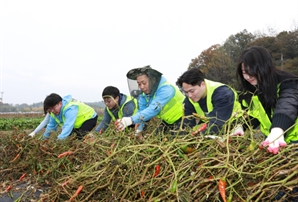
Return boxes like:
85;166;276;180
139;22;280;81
34;113;50;133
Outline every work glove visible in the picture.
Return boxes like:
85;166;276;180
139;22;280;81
115;117;133;131
261;127;287;154
229;124;244;136
28;131;36;137
134;129;142;136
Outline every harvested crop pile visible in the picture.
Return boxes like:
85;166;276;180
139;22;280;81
0;121;298;202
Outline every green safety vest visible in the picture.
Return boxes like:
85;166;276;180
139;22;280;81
144;82;185;124
107;95;138;121
189;79;243;121
242;94;298;143
50;99;95;128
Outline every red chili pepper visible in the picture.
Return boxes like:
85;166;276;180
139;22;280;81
19;173;26;181
218;178;227;202
153;165;160;177
69;185;83;201
110;142;115;149
10;153;20;163
192;123;207;136
5;185;12;191
58;151;74;158
61;180;70;187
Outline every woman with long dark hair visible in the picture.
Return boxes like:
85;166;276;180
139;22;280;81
236;46;298;154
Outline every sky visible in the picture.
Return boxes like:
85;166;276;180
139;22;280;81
1;0;298;105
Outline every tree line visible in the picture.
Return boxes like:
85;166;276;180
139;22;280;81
0;101;105;113
189;29;298;88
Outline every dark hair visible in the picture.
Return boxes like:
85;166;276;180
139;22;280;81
102;86;120;99
176;68;205;88
236;46;296;111
43;93;62;112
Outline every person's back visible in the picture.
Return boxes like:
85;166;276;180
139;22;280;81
43;93;98;140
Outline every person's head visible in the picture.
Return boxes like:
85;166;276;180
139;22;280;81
126;65;162;96
236;46;296;110
43;93;63;116
176;68;206;102
236;46;277;89
102;86;120;109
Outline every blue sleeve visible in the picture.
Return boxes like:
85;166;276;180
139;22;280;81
207;86;235;133
57;105;78;139
95;108;111;132
34;113;50;133
131;84;175;124
43;116;58;139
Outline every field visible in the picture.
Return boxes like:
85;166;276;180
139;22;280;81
0;114;298;202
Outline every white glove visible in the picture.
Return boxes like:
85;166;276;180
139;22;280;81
261;127;287;154
134;129;142;136
28;131;36;137
230;124;244;136
115;117;133;131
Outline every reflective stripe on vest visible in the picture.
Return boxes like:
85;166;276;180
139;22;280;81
50;99;95;128
189;79;243;122
107;95;138;121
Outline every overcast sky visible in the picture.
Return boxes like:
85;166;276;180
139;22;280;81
1;0;298;105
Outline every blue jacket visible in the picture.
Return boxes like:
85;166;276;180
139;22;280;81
95;93;136;132
43;95;97;139
131;76;175;131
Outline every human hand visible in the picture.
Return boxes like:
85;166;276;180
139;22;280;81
230;124;244;136
28;131;36;137
134;129;142;136
261;128;287;154
115;117;133;131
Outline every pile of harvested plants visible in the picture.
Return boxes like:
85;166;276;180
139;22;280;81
1;118;298;202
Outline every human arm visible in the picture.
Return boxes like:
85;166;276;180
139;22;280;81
34;113;50;133
116;84;175;132
43;116;58;139
260;80;298;154
183;97;197;128
206;86;234;134
271;79;298;132
57;105;79;140
131;84;175;124
94;108;111;132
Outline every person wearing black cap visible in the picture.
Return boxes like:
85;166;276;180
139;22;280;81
115;65;185;135
94;86;138;133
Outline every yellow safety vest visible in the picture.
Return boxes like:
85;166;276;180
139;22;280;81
50;99;95;128
144;82;185;124
107;95;138;121
242;94;298;143
189;79;243;121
